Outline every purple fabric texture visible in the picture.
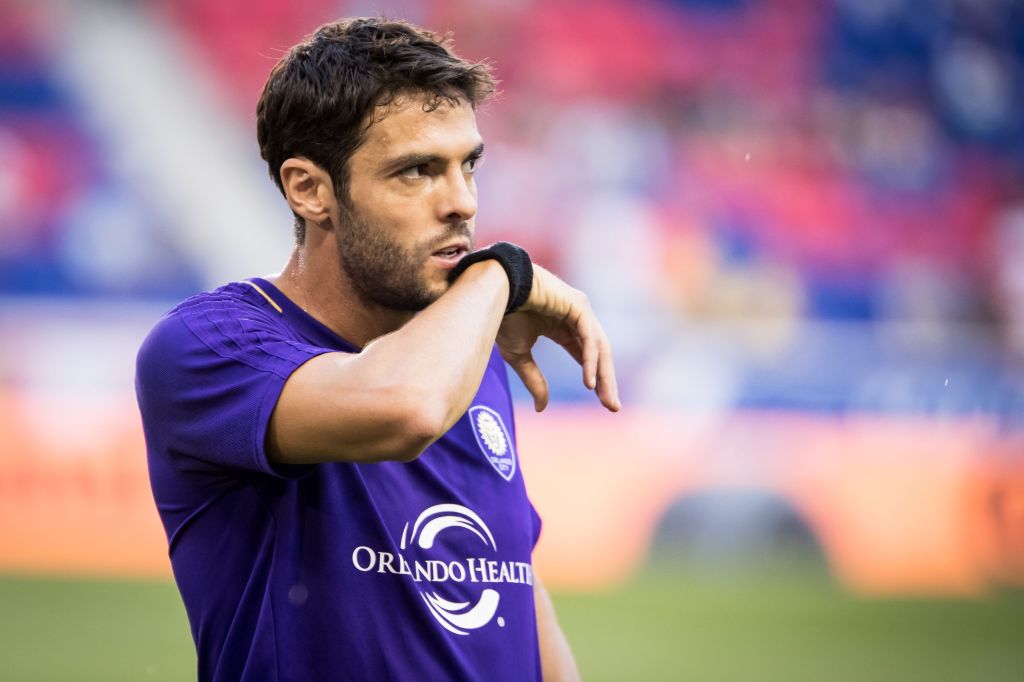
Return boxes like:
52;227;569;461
136;279;543;682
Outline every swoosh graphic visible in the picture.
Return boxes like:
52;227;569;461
422;589;501;635
409;503;496;550
418;517;487;549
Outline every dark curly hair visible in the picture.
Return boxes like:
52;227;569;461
257;17;497;243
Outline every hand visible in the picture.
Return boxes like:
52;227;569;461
497;265;620;413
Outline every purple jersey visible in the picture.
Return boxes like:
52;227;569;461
135;278;543;682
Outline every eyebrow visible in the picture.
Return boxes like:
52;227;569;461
380;142;485;175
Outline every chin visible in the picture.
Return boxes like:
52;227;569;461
425;280;449;303
422;266;449;288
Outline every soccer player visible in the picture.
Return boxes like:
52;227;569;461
135;17;618;682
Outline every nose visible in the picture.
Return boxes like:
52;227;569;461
437;167;477;224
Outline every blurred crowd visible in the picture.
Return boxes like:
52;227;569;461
2;0;1023;416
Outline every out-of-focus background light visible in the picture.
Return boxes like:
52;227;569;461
1;0;1023;680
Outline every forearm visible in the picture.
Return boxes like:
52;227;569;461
268;260;509;464
535;578;581;682
360;260;509;431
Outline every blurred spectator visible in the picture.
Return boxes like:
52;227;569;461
3;0;1023;414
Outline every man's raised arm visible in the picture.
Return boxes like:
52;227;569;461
268;260;619;466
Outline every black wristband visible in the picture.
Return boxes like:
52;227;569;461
447;242;533;314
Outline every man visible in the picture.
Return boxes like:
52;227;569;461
136;17;618;682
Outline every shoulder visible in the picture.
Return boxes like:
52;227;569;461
136;281;297;381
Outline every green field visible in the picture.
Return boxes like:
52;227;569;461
1;566;1021;681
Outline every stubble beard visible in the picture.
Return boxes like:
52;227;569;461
337;203;473;312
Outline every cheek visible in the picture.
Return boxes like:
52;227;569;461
351;193;438;257
353;204;411;246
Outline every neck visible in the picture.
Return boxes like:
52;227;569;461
268;246;415;348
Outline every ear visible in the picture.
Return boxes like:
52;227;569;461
280;158;337;229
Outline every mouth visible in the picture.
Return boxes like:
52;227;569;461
431;241;470;267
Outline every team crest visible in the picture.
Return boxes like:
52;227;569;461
468;405;516;482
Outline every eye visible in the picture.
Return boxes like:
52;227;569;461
399;164;429;179
462;157;481;174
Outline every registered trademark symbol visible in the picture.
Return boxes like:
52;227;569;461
497;617;505;628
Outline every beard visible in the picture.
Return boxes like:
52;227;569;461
337;202;474;312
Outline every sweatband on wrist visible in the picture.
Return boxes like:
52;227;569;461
447;242;533;314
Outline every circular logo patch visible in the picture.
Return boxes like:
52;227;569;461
468;405;516;481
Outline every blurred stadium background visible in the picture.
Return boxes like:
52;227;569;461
2;0;1024;679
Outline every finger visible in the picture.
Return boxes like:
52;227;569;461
575;310;599;391
595;333;620;412
555;336;584;367
510;353;549;412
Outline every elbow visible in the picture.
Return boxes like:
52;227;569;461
387;399;448;463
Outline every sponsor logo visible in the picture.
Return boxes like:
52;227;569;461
351;503;533;635
468;405;516;481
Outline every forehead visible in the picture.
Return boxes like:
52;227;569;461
354;94;481;167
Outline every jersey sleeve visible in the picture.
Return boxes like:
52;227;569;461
135;292;334;478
